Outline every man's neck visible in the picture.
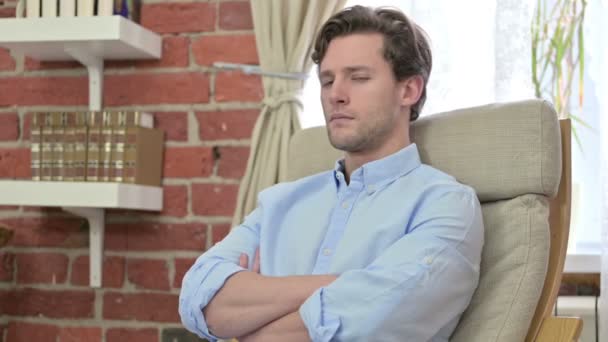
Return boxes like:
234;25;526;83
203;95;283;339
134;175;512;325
343;138;411;184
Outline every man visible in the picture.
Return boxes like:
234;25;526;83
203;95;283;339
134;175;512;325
180;5;483;342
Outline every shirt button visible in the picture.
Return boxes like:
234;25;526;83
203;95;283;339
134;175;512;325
368;185;375;192
322;248;332;256
424;256;434;265
342;201;349;209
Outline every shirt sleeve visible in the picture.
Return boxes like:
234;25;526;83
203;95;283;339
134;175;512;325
299;187;485;342
178;206;262;341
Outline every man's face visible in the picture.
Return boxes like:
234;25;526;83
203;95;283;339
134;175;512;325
319;33;406;153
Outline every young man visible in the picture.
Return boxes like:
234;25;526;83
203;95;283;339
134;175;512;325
180;6;483;342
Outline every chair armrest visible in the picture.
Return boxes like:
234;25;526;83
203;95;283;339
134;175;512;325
535;316;583;342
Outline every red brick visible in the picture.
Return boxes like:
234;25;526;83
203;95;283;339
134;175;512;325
6;322;59;342
105;223;206;251
1;217;87;248
0;148;30;179
192;34;258;66
173;257;196;288
0;7;16;18
0;288;94;318
153;112;187;141
104;73;210;105
217;146;250;179
0;252;14;281
103;292;180;322
220;1;253;30
211;224;231;245
107;36;189;69
141;3;216;34
25;58;82;71
16;253;68;284
106;328;158;342
0;76;88;106
22;112;32;140
127;259;169;290
161;185;188;217
196;109;259;141
163;147;213;178
71;256;125;288
192;183;239;216
0;47;15;71
59;327;102;342
0;113;18;141
215;72;263;102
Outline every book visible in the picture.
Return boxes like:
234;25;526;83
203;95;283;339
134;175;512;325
98;0;113;16
73;112;88;181
51;112;66;181
62;112;77;181
42;0;58;17
100;111;113;182
59;0;76;17
121;126;163;186
110;111;154;182
40;113;54;181
77;0;94;16
30;113;45;181
86;111;103;181
26;0;40;18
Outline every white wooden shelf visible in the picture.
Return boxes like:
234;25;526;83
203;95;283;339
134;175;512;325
0;16;162;110
0;181;163;287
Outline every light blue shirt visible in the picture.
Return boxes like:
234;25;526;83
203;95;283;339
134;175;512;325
179;143;484;342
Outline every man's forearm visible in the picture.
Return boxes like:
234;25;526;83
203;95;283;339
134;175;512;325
239;311;310;342
203;271;336;338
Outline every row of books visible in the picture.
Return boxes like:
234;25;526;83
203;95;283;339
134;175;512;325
30;111;163;186
22;0;141;22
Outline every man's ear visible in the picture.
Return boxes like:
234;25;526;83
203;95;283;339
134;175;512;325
400;75;424;107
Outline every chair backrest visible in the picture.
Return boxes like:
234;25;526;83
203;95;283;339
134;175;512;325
287;99;569;341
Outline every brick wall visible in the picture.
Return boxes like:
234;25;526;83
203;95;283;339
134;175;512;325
0;1;260;341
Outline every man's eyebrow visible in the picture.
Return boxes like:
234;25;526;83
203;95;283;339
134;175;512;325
319;66;373;78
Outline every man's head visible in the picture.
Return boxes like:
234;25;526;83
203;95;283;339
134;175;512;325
312;6;432;155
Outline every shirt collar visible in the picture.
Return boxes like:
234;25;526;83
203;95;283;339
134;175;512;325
333;143;422;189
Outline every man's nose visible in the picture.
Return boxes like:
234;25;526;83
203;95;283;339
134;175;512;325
329;79;349;106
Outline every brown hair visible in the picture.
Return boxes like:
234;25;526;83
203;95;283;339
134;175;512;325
312;6;432;121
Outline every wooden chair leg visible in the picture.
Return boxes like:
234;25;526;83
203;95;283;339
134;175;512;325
535;316;583;342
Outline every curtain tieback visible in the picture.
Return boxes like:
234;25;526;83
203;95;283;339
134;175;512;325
262;91;303;110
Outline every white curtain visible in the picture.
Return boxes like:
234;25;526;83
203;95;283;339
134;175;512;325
231;0;347;227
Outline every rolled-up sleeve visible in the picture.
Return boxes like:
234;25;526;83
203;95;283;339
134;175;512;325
179;207;262;341
299;188;484;342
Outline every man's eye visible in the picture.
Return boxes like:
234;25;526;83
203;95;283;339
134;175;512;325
352;76;370;81
321;80;334;87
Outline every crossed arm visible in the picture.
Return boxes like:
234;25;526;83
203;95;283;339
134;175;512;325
204;250;337;341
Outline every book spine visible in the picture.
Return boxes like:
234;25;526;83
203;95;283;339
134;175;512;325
73;113;88;182
100;111;113;182
41;113;53;181
62;112;76;181
98;0;113;16
42;0;58;17
30;113;44;181
77;0;94;16
86;111;103;181
51;112;65;181
122;126;137;184
26;0;40;18
59;0;76;17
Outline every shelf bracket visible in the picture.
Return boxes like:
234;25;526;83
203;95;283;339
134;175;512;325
65;47;104;111
63;207;105;288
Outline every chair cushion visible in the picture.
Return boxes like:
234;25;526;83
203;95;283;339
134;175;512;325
288;99;561;202
451;194;550;342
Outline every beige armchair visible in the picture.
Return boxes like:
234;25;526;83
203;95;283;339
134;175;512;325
288;99;581;341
